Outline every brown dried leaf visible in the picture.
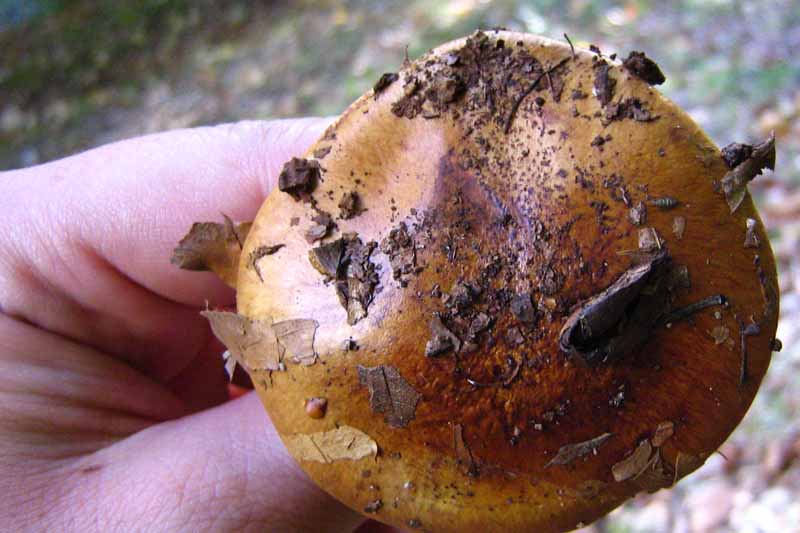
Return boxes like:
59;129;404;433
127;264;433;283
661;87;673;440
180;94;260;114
272;319;318;366
357;365;422;428
285;426;378;463
546;433;613;467
593;61;616;106
171;217;253;287
201;311;283;372
612;440;653;482
721;134;776;213
651;421;675;447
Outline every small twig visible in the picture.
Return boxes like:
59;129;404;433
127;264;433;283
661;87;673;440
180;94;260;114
563;33;576;59
663;294;727;325
504;56;571;134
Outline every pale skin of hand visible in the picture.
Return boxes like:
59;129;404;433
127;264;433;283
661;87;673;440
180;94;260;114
0;118;386;532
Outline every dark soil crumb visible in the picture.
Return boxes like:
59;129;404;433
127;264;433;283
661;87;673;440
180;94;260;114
622;51;666;85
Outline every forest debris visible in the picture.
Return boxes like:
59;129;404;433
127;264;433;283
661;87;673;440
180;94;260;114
546;433;613;467
720;133;776;213
510;292;537;326
273;319;319;365
313;145;332;159
248;244;284;281
338;191;361;219
373;72;399;97
381;222;417;286
278;157;320;201
710;325;732;346
638;227;662;252
739;320;761;385
651;422;675;447
612;440;653;482
504;56;571;133
672;216;686;239
454;424;479;477
744;218;760;248
559;252;672;365
425;314;461;356
358;365;422;428
605;97;657;123
622;51;666;85
309;235;379;325
629;202;647;226
201;311;283;372
664;294;727;324
305;224;329;243
721;142;753;169
593;61;616;106
285;426;378;463
305;397;328;419
171;216;252;287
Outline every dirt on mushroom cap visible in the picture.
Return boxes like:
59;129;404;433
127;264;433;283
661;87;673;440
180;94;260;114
180;30;780;533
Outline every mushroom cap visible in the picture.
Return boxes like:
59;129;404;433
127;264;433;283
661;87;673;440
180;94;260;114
234;31;779;532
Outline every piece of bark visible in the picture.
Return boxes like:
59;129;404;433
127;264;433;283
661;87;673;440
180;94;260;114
559;253;672;365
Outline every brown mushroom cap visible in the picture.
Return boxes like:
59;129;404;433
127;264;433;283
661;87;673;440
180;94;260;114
213;31;779;532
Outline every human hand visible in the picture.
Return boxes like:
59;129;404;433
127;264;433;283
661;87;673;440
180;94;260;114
0;119;372;532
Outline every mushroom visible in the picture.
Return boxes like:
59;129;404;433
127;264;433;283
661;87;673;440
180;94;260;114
174;31;779;533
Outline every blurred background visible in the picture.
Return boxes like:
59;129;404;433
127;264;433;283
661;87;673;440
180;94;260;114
2;0;799;531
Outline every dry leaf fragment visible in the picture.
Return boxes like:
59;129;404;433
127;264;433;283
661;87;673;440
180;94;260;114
651;421;675;447
612;440;653;482
171;216;253;287
629;202;647;226
638;227;662;252
672;216;686;239
202;311;283;372
272;319;319;365
710;325;731;346
338;191;361;219
357;365;422;428
285;426;378;463
546;433;613;467
720;133;776;213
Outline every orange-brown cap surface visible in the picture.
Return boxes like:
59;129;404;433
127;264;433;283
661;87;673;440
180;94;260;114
191;31;779;532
